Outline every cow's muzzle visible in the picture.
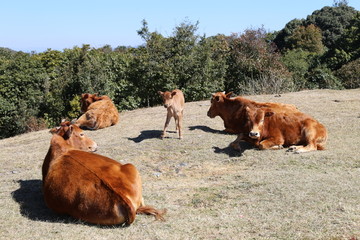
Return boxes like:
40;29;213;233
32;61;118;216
249;131;260;139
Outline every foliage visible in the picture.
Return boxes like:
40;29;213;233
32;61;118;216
306;65;343;89
335;58;360;88
224;28;293;95
273;19;304;52
286;24;325;54
305;5;357;49
282;49;313;90
323;12;360;70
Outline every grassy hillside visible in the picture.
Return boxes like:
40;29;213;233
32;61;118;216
1;89;360;240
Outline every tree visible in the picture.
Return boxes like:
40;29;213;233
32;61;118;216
287;24;325;54
305;5;357;49
225;28;293;95
273;19;304;52
333;0;348;7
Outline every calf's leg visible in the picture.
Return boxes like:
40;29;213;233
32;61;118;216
161;111;172;138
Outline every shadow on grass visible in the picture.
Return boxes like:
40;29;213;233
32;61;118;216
188;125;228;134
128;130;163;143
212;141;254;157
11;179;65;223
11;179;127;228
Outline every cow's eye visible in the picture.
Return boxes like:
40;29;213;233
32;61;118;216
80;133;85;137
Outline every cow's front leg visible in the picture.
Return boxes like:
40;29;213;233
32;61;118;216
259;137;284;150
161;111;172;138
230;133;245;151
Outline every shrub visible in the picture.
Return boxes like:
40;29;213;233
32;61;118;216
335;58;360;88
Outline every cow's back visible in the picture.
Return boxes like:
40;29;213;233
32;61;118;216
86;99;119;129
43;150;140;225
173;89;185;111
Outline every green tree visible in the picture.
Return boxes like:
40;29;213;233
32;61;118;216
287;24;325;54
305;5;357;49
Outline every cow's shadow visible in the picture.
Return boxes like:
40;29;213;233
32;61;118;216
11;179;66;223
188;125;227;134
128;130;163;143
212;141;253;157
11;179;127;228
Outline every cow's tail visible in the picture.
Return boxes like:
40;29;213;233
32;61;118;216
136;206;167;221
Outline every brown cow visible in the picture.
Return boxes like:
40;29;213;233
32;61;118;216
158;89;185;139
75;93;119;130
245;106;328;153
207;91;299;150
42;121;165;225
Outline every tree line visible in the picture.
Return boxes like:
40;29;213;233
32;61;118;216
1;3;359;139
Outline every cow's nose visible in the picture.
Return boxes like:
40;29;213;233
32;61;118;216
164;104;168;108
249;132;260;138
89;143;98;152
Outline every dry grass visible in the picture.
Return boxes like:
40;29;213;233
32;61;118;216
1;89;360;240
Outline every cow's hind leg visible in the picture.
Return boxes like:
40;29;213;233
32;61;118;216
288;144;317;153
177;113;183;139
76;113;97;130
289;119;321;153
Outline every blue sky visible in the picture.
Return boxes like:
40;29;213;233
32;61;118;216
1;0;360;53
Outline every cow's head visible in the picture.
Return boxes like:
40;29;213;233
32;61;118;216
207;91;233;118
246;106;274;139
158;90;177;108
50;121;98;152
80;93;100;113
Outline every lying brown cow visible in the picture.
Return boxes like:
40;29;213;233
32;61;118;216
75;93;119;130
245;106;328;153
207;91;299;150
42;121;165;225
158;89;185;139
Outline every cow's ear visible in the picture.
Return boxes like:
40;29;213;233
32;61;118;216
64;125;74;139
158;91;164;96
215;96;221;102
171;91;177;97
265;111;274;117
225;92;233;98
49;127;60;134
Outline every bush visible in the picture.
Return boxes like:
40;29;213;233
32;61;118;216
306;65;343;89
0;96;23;139
335;58;360;88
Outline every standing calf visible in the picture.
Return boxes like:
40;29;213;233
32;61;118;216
158;89;185;139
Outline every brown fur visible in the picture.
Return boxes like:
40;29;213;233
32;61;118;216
76;93;119;130
207;91;299;150
158;89;185;139
245;106;328;153
42;122;165;225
